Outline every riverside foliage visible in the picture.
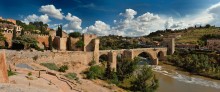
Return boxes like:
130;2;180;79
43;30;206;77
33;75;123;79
167;50;220;79
85;57;159;92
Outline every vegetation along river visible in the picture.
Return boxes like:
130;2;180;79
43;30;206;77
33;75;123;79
151;64;220;92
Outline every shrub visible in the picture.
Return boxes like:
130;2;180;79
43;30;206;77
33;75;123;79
89;60;96;66
76;40;84;48
28;72;32;76
58;65;69;72
40;63;59;71
64;73;79;80
8;70;16;76
86;65;105;79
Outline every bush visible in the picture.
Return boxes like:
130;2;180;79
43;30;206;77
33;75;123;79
89;60;96;66
76;40;84;48
8;70;16;76
58;65;69;72
40;63;59;71
28;72;32;76
64;73;79;80
86;65;105;79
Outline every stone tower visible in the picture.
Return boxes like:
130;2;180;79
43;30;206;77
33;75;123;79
162;38;175;55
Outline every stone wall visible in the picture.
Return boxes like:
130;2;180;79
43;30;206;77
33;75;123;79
83;34;97;52
2;33;12;47
5;50;94;65
69;37;81;51
53;37;67;50
0;50;9;83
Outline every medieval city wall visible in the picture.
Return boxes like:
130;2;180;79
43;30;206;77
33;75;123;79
5;50;93;66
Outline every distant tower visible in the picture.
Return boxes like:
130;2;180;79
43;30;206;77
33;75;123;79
56;25;63;37
162;38;175;55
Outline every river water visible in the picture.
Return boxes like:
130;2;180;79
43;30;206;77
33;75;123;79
151;64;220;92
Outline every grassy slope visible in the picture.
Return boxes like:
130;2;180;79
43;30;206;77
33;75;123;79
169;27;220;44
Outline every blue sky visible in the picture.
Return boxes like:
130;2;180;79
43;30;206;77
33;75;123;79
0;0;220;36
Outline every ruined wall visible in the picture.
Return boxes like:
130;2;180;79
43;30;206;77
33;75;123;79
53;37;67;50
59;38;67;50
69;37;81;51
0;50;9;83
2;33;12;47
2;32;49;49
83;34;97;52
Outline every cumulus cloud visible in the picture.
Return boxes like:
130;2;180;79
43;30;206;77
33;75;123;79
82;3;220;37
39;5;64;19
63;13;82;32
23;14;50;24
112;9;165;36
83;21;111;36
120;9;137;20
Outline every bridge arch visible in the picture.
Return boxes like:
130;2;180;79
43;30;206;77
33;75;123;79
99;54;108;63
157;50;165;61
137;52;154;64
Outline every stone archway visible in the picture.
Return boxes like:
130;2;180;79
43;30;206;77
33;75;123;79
157;51;165;61
137;52;154;65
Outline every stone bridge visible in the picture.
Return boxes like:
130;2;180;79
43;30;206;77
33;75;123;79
94;47;167;70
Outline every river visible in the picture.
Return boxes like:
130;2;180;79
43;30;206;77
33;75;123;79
151;64;220;92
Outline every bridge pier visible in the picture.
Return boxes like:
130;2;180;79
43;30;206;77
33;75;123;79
108;51;117;72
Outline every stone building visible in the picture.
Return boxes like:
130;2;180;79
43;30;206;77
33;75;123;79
207;39;220;51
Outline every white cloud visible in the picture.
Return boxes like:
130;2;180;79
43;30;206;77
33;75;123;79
82;2;220;37
83;21;111;36
39;5;64;20
23;14;50;24
112;9;165;37
63;13;82;32
120;9;137;20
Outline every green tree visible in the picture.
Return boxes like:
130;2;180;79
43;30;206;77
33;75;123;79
69;32;81;38
131;65;159;92
105;61;112;79
48;35;53;50
56;25;63;37
21;29;25;36
12;27;16;40
86;65;105;79
0;32;6;41
12;35;38;50
117;58;139;81
76;39;84;48
58;65;69;72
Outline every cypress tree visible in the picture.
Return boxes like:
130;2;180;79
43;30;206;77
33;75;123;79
12;27;16;40
21;29;25;36
48;35;53;50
